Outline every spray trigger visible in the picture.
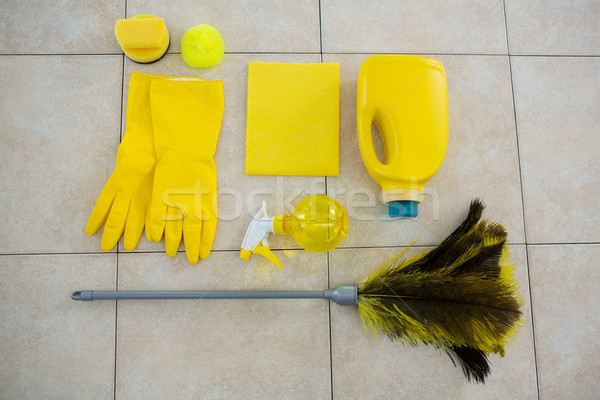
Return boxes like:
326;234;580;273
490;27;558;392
253;242;283;270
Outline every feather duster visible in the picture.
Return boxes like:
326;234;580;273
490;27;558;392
357;199;523;382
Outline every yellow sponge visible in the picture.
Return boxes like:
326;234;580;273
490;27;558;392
115;15;169;64
181;24;224;68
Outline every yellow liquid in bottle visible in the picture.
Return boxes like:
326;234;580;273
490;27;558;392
284;195;348;252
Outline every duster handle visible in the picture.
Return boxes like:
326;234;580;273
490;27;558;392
71;284;357;306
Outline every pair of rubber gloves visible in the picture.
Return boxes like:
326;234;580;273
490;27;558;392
86;72;224;264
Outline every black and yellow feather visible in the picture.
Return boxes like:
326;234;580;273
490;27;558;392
357;199;523;382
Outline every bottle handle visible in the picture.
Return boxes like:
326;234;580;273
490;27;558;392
357;106;387;178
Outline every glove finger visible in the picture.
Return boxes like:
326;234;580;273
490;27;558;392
86;189;116;236
144;204;154;242
101;193;131;251
199;206;217;260
164;206;183;258
149;192;167;242
123;196;146;251
183;216;202;265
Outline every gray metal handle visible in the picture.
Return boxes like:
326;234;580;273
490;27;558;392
71;284;357;306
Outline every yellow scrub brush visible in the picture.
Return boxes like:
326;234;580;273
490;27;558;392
73;200;522;382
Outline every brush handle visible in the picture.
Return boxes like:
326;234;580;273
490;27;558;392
71;284;357;306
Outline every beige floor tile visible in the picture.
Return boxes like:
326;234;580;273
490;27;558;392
115;251;330;399
0;56;123;253
126;0;320;53
511;57;600;243
329;245;536;399
0;0;124;54
321;0;507;54
528;244;600;399
0;254;116;400
324;54;524;248
120;54;326;255
505;0;600;55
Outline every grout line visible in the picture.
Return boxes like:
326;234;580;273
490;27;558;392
0;251;117;256
114;0;125;384
509;54;600;58
326;251;334;400
336;244;441;250
524;242;600;246
1;52;599;58
114;246;119;400
318;0;324;55
320;52;508;56
312;3;332;377
502;2;539;398
0;53;125;56
225;51;320;55
0;248;261;257
524;244;540;400
2;242;597;258
322;52;600;58
113;253;119;400
333;242;530;249
503;0;511;55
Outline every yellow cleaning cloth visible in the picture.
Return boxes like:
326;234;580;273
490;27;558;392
245;62;339;176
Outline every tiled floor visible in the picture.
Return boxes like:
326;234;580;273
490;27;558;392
1;1;598;399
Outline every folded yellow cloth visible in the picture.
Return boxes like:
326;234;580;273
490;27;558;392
245;62;339;176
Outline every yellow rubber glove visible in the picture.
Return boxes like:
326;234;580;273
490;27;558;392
148;78;224;264
86;72;175;251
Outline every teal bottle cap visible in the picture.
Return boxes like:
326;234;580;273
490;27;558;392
388;200;418;219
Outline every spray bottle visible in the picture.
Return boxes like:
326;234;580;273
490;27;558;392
240;195;348;269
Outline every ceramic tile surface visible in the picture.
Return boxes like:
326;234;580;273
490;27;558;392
329;246;536;399
505;0;600;55
0;56;123;254
0;254;116;400
528;244;600;399
2;1;599;399
115;251;330;399
0;0;124;54
321;0;507;54
126;0;320;53
511;56;600;243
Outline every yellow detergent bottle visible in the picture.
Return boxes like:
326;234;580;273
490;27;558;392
240;195;348;269
357;55;448;218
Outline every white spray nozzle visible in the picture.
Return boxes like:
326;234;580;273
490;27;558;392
240;202;283;269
